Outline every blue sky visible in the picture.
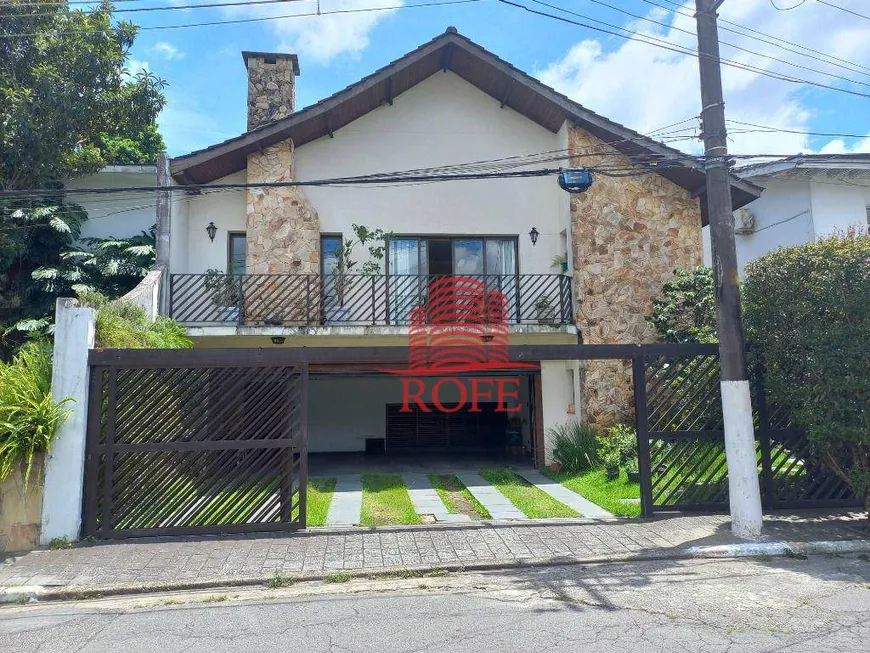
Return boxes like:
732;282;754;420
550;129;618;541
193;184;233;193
117;0;870;157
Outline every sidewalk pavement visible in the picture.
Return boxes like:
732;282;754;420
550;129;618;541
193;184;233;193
1;511;866;601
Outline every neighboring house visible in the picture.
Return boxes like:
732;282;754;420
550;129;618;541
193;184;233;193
64;165;158;241
703;154;870;275
155;28;758;463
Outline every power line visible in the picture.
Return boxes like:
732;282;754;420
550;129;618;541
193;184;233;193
640;0;870;76
497;0;870;99
0;0;484;37
571;0;870;86
1;0;311;19
726;119;870;139
815;0;870;22
769;0;807;10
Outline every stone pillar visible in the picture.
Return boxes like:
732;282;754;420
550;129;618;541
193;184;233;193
568;123;702;427
40;299;96;544
243;51;299;130
246;141;321;324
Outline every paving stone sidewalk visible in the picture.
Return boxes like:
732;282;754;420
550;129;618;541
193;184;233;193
1;513;865;596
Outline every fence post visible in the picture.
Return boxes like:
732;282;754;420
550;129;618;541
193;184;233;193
237;276;245;326
371;276;377;325
40;299;97;544
632;349;654;517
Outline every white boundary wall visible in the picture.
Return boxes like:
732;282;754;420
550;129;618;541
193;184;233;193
40;299;96;544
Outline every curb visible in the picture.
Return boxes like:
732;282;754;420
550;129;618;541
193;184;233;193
2;538;868;605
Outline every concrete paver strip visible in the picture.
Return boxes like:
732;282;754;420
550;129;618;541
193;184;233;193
514;469;614;519
325;475;363;526
404;474;472;523
454;472;527;520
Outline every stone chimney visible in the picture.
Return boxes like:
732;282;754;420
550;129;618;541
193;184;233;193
242;51;300;130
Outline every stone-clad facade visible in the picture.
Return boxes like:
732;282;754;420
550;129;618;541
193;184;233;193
568;123;702;426
245;141;321;323
243;52;320;323
244;52;299;131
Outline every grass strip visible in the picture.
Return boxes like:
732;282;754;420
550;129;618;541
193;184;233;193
307;477;337;527
479;468;580;518
360;474;422;526
428;474;491;519
542;467;641;517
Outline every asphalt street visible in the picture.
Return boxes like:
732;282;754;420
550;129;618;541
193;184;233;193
2;554;869;652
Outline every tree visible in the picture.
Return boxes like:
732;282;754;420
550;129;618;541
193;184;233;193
0;1;166;189
742;231;870;517
646;267;717;343
0;1;166;347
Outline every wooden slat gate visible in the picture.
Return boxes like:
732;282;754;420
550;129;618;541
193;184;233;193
82;352;308;538
632;344;858;516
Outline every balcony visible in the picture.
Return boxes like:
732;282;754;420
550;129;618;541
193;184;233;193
168;273;573;327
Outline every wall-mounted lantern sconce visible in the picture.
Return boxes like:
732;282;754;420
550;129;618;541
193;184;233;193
271;336;286;345
206;221;218;242
529;227;539;247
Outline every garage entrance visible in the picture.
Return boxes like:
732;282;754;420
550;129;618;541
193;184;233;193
307;370;543;464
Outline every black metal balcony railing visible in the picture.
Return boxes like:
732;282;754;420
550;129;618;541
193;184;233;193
169;273;574;327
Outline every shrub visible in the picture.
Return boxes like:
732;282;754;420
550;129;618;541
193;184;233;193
743;231;870;515
0;341;71;483
549;420;599;472
646;267;717;343
79;291;193;349
604;424;638;468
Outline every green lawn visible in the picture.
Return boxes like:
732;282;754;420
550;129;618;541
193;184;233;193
360;474;422;526
428;474;491;519
307;477;336;527
479;468;580;518
543;467;641;517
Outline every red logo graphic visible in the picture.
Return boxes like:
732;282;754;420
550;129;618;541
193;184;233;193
384;276;535;413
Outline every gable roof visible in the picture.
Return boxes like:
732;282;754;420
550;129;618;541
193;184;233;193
170;27;760;211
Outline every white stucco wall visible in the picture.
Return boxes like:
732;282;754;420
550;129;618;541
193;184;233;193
539;360;576;464
308;374;532;454
809;179;870;237
66;167;158;241
177;72;565;276
174;172;247;274
703;174;869;276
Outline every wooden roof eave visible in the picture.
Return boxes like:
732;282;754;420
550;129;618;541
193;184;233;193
169;29;762;210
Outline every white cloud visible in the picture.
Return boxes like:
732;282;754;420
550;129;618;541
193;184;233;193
537;0;870;156
222;0;402;65
151;42;186;61
125;58;150;78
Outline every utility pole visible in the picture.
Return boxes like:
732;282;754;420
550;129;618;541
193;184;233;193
694;0;763;539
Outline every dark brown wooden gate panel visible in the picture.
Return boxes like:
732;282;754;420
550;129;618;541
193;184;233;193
83;357;307;538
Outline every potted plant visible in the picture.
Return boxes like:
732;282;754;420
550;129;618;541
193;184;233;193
203;268;240;322
551;253;568;273
534;294;556;324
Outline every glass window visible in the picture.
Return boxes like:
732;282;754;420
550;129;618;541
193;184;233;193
228;233;246;276
453;239;484;275
321;235;343;277
485;239;517;276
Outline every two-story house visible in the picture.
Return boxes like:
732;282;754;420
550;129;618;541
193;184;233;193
154;28;759;465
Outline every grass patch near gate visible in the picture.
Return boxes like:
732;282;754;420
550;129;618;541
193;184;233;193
543;468;641;518
307;477;337;527
428;474;491;519
360;474;422;526
479;468;580;519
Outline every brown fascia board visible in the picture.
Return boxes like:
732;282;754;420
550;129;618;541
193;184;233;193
170;29;761;209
